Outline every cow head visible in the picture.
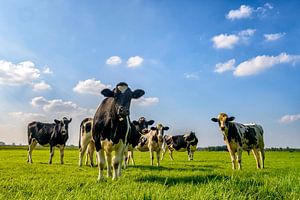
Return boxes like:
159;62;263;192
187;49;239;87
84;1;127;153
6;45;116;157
150;123;169;140
132;117;155;134
211;113;235;132
101;82;145;118
54;117;72;135
183;131;196;142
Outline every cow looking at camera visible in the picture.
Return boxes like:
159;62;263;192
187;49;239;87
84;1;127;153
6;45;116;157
27;117;72;164
92;82;145;181
211;113;265;170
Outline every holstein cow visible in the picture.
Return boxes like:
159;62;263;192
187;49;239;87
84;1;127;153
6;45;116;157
27;117;72;164
211;113;265;170
92;82;145;181
123;117;155;168
136;123;169;166
79;117;96;167
161;131;198;161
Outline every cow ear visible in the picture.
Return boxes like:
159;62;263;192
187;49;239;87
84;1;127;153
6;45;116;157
147;120;155;126
132;120;139;125
163;126;169;131
132;89;145;99
54;119;60;124
150;127;157;130
211;118;218;122
101;89;114;97
228;116;235;121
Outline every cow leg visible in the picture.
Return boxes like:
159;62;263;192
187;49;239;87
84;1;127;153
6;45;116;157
48;146;54;164
96;150;105;181
229;150;236;170
59;145;65;164
237;149;242;170
79;143;88;167
252;148;261;169
259;149;265;169
105;151;112;178
149;149;154;166
88;142;95;167
123;146;128;169
169;149;174;161
28;139;37;163
112;144;124;180
156;150;160;166
130;150;135;165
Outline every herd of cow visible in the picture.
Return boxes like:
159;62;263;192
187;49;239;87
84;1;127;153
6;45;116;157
27;82;265;181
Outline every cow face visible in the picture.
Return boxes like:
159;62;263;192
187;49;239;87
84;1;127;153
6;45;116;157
151;124;169;140
183;131;196;142
133;117;155;133
54;117;72;135
101;82;145;117
211;113;235;132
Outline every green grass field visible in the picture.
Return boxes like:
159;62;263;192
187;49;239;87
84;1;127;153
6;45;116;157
0;147;299;200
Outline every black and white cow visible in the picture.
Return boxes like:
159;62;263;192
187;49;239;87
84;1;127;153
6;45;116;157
79;117;96;167
136;123;169;166
161;131;198;161
211;113;265;170
27;117;72;164
123;117;155;168
92;82;145;181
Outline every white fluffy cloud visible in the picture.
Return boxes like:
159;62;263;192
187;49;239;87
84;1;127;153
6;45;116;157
106;56;122;65
264;33;286;41
73;78;111;95
279;114;300;123
43;67;53;74
211;34;239;49
234;53;300;76
214;59;236;73
8;112;46;122
226;5;253;20
0;60;40;85
127;56;144;68
184;73;199;80
33;81;52;91
133;97;159;106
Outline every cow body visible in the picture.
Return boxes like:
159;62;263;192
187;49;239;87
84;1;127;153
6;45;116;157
79;117;96;167
123;117;155;168
211;113;265;169
92;82;144;181
136;124;169;166
162;132;198;161
27;117;72;164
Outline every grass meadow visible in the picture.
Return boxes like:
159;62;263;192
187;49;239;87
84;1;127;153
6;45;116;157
0;147;299;200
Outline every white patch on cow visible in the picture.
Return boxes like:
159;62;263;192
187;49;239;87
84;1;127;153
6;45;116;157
117;85;128;93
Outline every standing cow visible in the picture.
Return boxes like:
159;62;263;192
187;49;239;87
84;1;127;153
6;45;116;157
79;117;96;167
93;82;145;181
123;117;155;168
136;123;169;166
211;113;265;169
27;117;72;164
161;131;198;161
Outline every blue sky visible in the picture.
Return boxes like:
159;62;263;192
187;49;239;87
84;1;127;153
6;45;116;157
0;0;299;147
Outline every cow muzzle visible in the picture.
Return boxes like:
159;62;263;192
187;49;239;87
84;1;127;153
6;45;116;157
117;107;129;117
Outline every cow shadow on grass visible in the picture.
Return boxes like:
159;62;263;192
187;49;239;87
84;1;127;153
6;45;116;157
135;174;229;186
129;164;218;172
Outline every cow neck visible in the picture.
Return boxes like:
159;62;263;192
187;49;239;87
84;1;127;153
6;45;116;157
225;122;242;145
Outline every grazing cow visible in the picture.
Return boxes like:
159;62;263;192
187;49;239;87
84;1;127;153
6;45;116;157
136;123;169;166
79;117;96;167
92;82;145;181
27;117;72;164
161;131;198;161
211;113;265;170
123;117;155;168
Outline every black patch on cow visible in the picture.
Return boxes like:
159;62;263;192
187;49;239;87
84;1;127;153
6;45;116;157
227;122;242;146
139;135;148;147
172;135;188;150
85;122;92;133
152;134;158;143
244;127;258;148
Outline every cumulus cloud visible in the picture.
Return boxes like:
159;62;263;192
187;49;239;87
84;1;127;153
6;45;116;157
184;73;199;80
33;81;52;91
264;33;286;41
214;59;236;73
127;56;144;68
0;60;40;85
133;97;159;106
106;56;122;65
233;53;300;76
279;114;300;123
226;5;253;20
43;67;53;74
73;78;111;95
9;112;46;122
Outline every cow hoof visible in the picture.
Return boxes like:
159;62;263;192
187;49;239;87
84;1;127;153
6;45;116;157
97;177;106;182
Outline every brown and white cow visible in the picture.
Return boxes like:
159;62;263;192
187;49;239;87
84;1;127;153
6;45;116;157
136;123;169;166
79;117;96;167
211;113;265;170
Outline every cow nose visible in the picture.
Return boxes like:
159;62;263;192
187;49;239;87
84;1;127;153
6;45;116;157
118;107;129;116
221;127;225;131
